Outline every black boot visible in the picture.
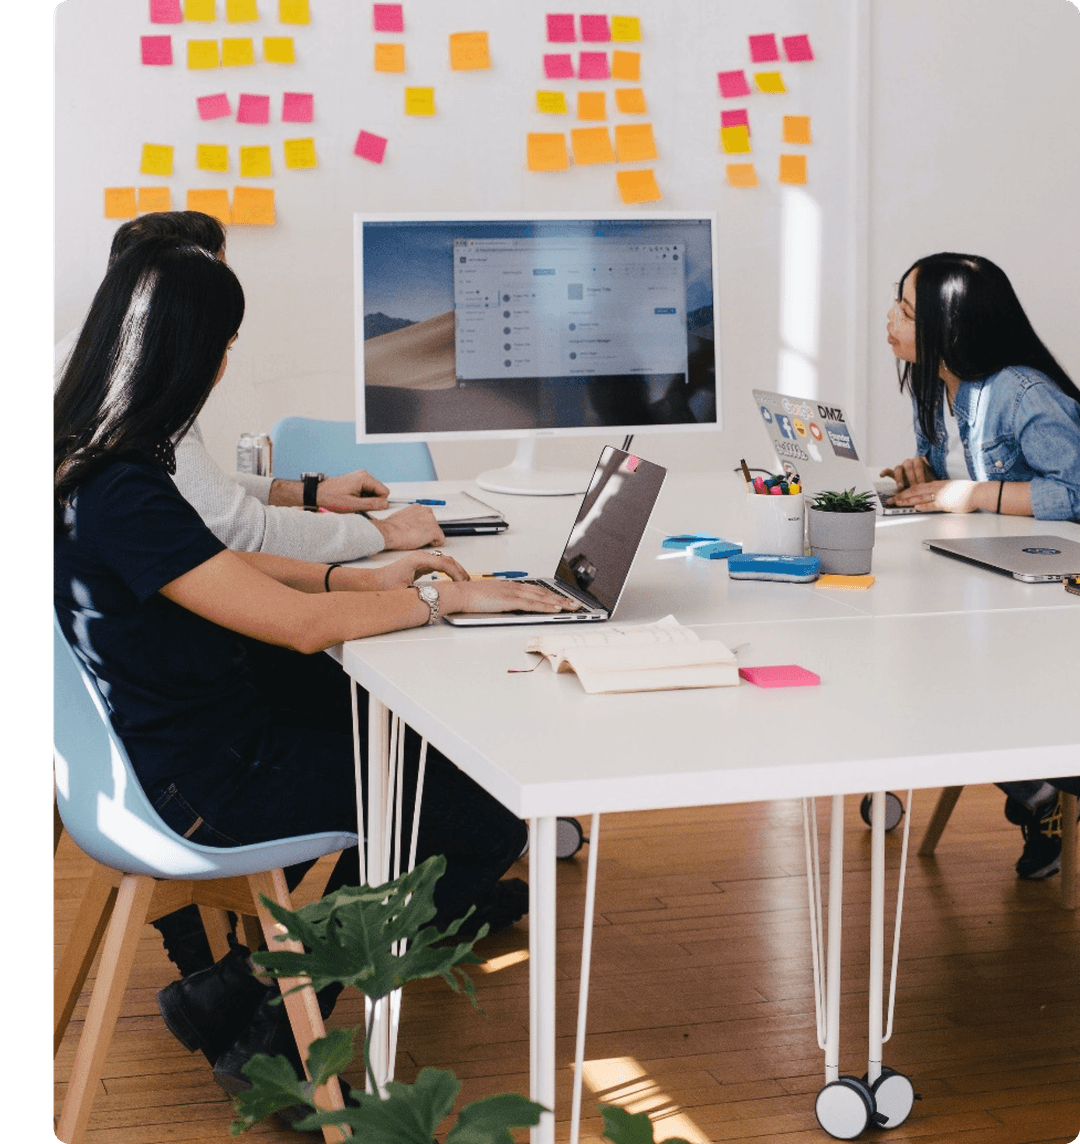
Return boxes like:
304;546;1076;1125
157;941;271;1064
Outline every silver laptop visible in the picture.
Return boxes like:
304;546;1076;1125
445;446;667;626
752;389;921;515
923;534;1080;583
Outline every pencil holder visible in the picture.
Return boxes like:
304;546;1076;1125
743;491;805;556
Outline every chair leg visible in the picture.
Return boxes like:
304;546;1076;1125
1061;792;1077;911
918;786;964;857
198;905;235;964
55;797;65;856
238;912;263;953
56;874;157;1144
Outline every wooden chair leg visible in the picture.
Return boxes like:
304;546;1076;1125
56;874;157;1144
198;905;235;964
1061;792;1077;910
238;912;264;953
55;797;65;856
918;785;964;857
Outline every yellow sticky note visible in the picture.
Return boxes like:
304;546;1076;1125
284;136;317;168
536;91;568;114
611;50;640;81
720;125;751;154
138;186;172;213
755;70;786;93
226;0;258;21
780;154;808;184
610;16;641;42
405;87;436;116
449;31;490;71
526;132;570;172
577;91;607;121
570;126;615;165
140;143;174;176
222;37;256;66
615;87;647;114
279;0;309;24
184;0;215;20
240;145;272;177
104;188;138;219
374;42;406;72
197;144;230;172
783;115;812;144
263;36;295;63
187;39;220;69
614;122;656;162
232;186;275;225
616;168;662;204
186;188;231;223
726;162;758;188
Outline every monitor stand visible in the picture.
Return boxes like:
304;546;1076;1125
475;439;590;497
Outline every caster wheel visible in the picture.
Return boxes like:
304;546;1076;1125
868;1068;915;1128
556;816;586;859
859;792;904;832
815;1076;877;1140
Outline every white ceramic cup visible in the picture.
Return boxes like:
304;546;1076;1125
743;491;805;555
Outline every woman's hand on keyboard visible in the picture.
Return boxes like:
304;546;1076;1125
440;579;582;615
370;553;469;589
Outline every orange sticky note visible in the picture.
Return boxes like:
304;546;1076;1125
611;49;640;80
526;132;570;171
577;91;607;120
404;87;436;116
197;144;230;172
449;31;490;70
263;36;295;63
279;0;309;22
232;186;275;225
187;39;220;69
187;188;232;223
536;91;568;114
755;70;786;93
779;154;808;184
140;143;174;176
570;126;615;164
222;37;256;66
226;0;258;21
726;162;758;188
614;87;647;114
138;186;172;212
184;0;215;20
610;16;641;42
720;125;751;154
616;168;662;204
104;187;138;219
284;137;317;168
375;42;406;71
240;145;272;177
614;122;656;162
783;115;812;144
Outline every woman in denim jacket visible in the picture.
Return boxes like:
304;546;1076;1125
881;252;1080;522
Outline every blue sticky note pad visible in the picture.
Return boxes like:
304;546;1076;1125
663;533;719;549
692;540;742;561
728;554;820;582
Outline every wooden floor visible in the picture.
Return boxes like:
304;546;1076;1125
55;785;1080;1144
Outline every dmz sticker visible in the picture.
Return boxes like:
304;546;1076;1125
824;421;859;461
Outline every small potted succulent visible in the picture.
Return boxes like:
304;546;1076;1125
807;488;877;574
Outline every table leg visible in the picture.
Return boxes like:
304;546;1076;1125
569;813;601;1144
824;793;845;1085
364;693;392;1095
867;792;887;1086
529;816;557;1144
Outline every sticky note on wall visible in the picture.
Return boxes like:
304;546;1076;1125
536;90;568;114
783;34;814;62
616;168;662;204
282;91;314;122
570;126;615;164
580;14;610;41
354;130;388;163
222;38;256;66
184;0;216;20
187;40;220;69
375;42;406;71
197;143;230;171
610;50;639;80
104;188;138;219
717;70;750;98
197;92;232;119
720;125;750;154
284;137;318;168
755;71;786;93
610;16;641;42
239;145;272;176
543;53;574;79
140;143;174;175
226;0;259;21
748;33;779;62
232;186;275;225
138;186;172;212
237;93;270;123
150;0;183;24
726;163;758;188
449;31;490;71
779;154;808;184
263;36;295;63
141;35;173;65
615;87;647;114
578;51;610;79
783;115;812;144
526;132;570;171
721;108;750;132
187;188;231;223
404;87;435;116
373;3;404;32
279;0;310;23
614;122;656;162
546;13;576;42
577;91;606;120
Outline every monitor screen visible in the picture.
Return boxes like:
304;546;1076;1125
354;212;720;443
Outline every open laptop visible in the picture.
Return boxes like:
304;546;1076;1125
752;389;920;515
923;534;1080;582
445;446;667;626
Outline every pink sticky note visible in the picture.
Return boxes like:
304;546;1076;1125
373;3;404;32
578;51;610;80
150;0;183;23
783;34;815;62
721;108;750;132
543;53;574;79
237;93;271;124
197;92;233;119
717;69;751;98
739;665;821;688
580;14;610;42
282;92;314;123
546;13;575;42
749;33;780;62
354;129;388;164
141;35;173;65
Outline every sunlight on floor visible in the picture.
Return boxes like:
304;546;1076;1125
581;1056;710;1144
477;948;529;974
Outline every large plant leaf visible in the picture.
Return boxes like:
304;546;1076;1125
228;1052;314;1134
444;1091;547;1144
600;1104;692;1144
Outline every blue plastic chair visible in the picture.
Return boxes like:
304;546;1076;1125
53;615;357;1143
269;416;436;482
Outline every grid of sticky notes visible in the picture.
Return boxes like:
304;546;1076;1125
531;12;658;204
716;32;814;188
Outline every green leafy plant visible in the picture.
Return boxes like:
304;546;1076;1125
810;487;876;513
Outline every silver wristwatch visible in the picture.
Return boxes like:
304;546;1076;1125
413;583;440;625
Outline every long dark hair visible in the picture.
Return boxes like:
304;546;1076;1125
108;210;226;268
55;239;245;532
896;252;1079;442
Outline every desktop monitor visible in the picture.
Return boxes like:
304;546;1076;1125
354;211;721;494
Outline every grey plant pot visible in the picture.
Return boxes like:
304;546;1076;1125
807;506;877;575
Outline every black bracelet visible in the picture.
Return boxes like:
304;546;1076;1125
324;563;342;592
996;481;1005;514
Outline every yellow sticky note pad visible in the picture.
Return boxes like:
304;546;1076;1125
536;91;568;114
783;115;812;144
226;0;258;21
614;122;656;162
263;36;295;63
780;153;808;184
187;39;220;69
570;126;615;165
104;188;138;219
278;0;309;23
184;0;215;20
405;87;436;116
815;574;875;590
284;137;317;168
222;38;256;66
577;91;607;121
726;162;758;188
138;187;172;213
610;16;641;42
197;144;230;172
755;70;786;93
240;145;272;177
616;168;662;204
526;132;570;171
611;50;640;81
375;42;406;72
720;125;751;154
615;87;647;114
186;188;231;223
140;143;174;176
449;31;490;71
232;186;275;225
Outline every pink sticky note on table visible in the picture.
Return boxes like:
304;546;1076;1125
141;35;173;65
150;0;183;23
739;665;820;688
354;130;388;164
721;108;750;132
373;3;403;32
580;14;610;42
578;51;610;80
546;13;575;42
197;92;233;119
783;34;815;62
717;69;750;98
237;93;270;123
543;53;574;79
749;33;780;62
282;92;314;122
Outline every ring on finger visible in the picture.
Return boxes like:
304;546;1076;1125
430;549;443;556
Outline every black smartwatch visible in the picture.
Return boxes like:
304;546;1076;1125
301;471;326;511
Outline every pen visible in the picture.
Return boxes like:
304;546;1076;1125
740;458;753;487
388;498;446;506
